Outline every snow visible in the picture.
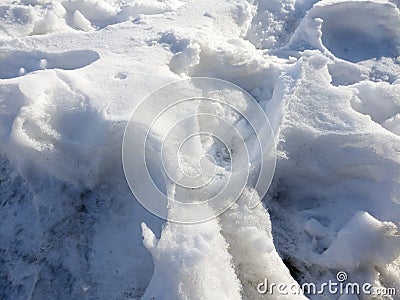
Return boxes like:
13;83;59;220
72;10;92;31
0;0;399;299
319;211;400;270
141;219;243;300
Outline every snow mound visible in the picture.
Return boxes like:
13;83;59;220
265;51;400;297
1;72;111;187
0;0;183;38
0;0;400;299
289;0;400;62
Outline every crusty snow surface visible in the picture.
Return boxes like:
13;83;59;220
1;0;400;299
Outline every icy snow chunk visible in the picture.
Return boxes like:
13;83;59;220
305;218;329;238
219;188;307;299
61;0;117;24
72;10;92;31
320;211;400;271
287;17;325;52
327;60;368;86
351;81;400;135
141;218;242;300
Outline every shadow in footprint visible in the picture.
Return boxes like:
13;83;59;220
316;2;400;63
0;50;100;79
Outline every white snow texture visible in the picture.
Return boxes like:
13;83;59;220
0;0;400;299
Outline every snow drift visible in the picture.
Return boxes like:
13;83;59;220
0;0;400;299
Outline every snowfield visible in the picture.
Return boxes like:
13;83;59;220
0;0;400;299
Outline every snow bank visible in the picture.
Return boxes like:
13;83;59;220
0;0;183;38
0;72;114;188
0;0;400;299
265;40;400;299
289;0;400;62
